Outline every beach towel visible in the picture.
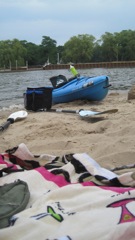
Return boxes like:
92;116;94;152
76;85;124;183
0;143;135;239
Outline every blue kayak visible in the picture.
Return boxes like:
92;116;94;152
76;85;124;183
50;75;110;104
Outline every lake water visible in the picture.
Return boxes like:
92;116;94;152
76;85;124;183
0;67;135;110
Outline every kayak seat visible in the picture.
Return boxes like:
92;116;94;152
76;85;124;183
50;75;68;89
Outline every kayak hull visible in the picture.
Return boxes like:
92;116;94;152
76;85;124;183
52;75;110;104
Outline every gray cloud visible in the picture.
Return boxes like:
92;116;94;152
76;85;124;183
0;0;135;45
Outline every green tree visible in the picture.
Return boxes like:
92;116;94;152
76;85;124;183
21;41;40;66
91;40;103;62
100;32;117;61
100;30;135;62
11;39;27;67
115;30;135;61
40;36;57;64
0;40;13;68
62;34;95;63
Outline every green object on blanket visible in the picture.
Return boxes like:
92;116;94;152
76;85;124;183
0;179;30;229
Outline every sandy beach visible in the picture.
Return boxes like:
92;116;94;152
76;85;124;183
0;91;135;170
1;91;135;239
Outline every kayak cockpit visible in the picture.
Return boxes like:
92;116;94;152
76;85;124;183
50;75;76;89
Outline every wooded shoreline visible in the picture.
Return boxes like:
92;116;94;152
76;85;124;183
1;61;135;73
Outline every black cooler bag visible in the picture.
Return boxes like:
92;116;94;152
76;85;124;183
24;87;53;111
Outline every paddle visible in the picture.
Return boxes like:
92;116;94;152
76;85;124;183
0;110;28;132
79;108;118;117
46;108;118;117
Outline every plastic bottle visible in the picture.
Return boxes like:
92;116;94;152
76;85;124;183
70;65;79;76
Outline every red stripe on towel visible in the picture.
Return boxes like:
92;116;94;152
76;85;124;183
36;167;70;187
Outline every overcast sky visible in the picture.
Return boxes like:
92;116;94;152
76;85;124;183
0;0;135;46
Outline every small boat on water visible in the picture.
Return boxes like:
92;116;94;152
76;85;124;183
50;74;111;104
